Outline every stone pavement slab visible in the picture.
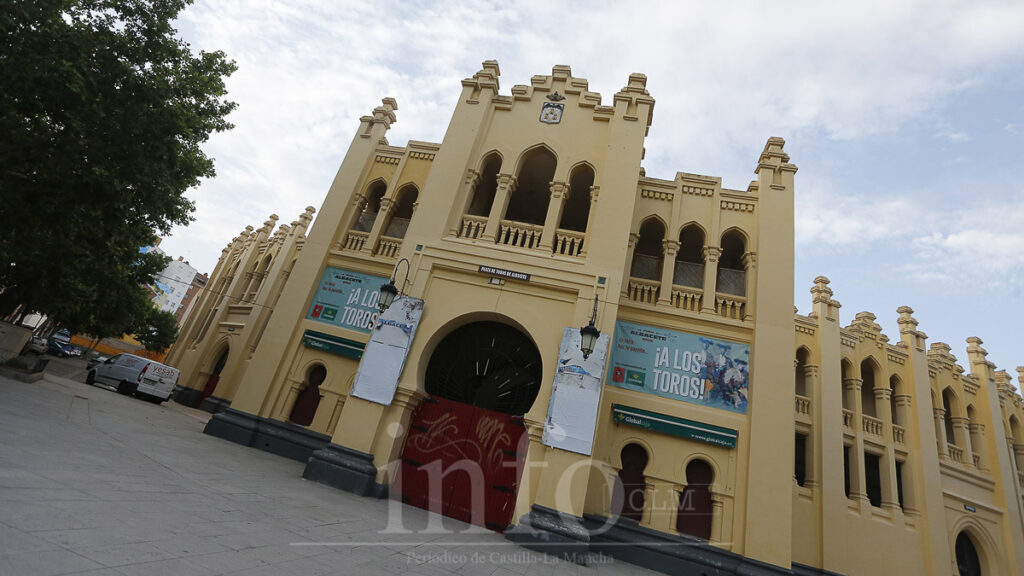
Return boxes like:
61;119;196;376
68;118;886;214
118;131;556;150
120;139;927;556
0;367;657;575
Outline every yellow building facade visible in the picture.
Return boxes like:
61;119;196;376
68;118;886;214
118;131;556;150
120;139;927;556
166;62;1024;576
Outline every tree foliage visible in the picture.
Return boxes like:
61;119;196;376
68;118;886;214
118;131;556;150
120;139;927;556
0;0;236;334
132;303;179;353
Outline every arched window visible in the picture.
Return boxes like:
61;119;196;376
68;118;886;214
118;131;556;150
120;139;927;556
630;219;665;281
677;459;714;539
942;388;957;447
245;254;274;302
290;365;326;427
674;225;705;288
889;375;902;425
467;153;501;216
861;359;878;417
558;164;594;232
841;359;853;410
384;184;418;239
1010;415;1024;473
505;147;556;225
613;443;649;522
354;181;387;232
717;230;746;296
795;347;809;397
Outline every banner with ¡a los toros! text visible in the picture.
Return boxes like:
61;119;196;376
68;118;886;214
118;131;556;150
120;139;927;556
307;267;389;334
607;320;750;414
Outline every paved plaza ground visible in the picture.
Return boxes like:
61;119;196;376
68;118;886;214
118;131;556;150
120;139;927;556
0;357;655;576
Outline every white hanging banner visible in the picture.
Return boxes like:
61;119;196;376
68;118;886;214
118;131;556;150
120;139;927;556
542;327;610;455
350;295;424;406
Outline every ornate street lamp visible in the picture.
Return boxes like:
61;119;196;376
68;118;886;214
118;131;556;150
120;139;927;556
378;258;410;313
580;294;600;359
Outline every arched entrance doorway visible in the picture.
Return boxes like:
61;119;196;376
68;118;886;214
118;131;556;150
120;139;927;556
955;531;982;576
396;321;543;531
198;347;229;407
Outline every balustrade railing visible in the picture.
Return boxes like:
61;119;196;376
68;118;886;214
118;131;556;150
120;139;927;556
892;425;905;445
1018;471;1024;488
795;395;811;416
553;229;585;257
862;415;883;437
842;409;854;429
376;237;402;259
458;214;487;239
716;294;746;320
948;444;964;464
671;285;702;312
627;277;660;305
342;230;368;252
497;220;543;249
972;454;981;469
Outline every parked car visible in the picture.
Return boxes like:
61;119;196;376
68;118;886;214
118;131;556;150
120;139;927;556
86;354;179;403
46;339;75;357
86;355;109;370
51;329;71;344
24;336;48;355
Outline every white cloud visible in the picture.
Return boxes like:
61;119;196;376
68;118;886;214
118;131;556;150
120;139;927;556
160;0;1024;273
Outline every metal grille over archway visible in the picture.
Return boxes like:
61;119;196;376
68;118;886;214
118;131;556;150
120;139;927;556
424;321;542;416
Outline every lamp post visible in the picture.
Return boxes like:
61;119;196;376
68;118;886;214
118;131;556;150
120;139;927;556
580;294;600;359
378;258;410;313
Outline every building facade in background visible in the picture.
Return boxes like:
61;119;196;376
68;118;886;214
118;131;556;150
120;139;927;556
166;62;1024;576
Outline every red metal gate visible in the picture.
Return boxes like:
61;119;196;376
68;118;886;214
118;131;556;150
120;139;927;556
395;396;527;531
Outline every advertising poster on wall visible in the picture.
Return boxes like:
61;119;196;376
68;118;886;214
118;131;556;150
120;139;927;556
306;267;389;334
350;295;425;406
542;327;611;455
607;320;750;414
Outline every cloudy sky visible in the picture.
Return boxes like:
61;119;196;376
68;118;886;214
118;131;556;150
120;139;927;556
167;0;1023;381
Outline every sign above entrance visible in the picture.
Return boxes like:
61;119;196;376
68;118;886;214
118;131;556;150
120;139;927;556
478;265;530;282
607;320;750;414
612;404;738;448
307;267;389;334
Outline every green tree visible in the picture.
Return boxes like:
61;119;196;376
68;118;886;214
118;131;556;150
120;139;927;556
132;303;179;353
0;0;236;330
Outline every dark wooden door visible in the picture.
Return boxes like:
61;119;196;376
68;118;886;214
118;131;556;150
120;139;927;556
677;459;714;539
396;396;526;531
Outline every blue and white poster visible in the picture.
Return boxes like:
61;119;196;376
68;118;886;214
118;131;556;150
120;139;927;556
351;295;425;406
542;327;611;456
607;320;750;414
307;267;389;334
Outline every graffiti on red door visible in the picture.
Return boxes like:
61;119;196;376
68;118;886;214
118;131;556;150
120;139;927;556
396;397;527;531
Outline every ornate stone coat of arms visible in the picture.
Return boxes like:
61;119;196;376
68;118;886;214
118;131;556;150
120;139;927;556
540;93;564;124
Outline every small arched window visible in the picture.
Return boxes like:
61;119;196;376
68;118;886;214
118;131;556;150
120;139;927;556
467;154;501;216
630;219;665;281
861;359;878;417
717;231;746;296
677;459;714;539
558;164;594;232
505;147;556;225
674;225;705;288
612;443;649;522
889;375;902;425
290;365;327;427
384;185;418;239
795;348;810;397
354;181;387;232
942;388;957;446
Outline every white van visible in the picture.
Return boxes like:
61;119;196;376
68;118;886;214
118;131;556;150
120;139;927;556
86;354;179;403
